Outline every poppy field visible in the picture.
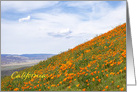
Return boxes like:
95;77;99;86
1;23;126;91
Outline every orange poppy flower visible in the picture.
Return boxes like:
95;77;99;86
90;72;93;75
76;84;80;87
86;80;88;82
92;78;95;81
98;79;101;82
117;85;120;88
82;88;86;91
14;88;19;91
120;88;124;91
105;86;108;89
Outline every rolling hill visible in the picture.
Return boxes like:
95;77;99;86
1;23;126;91
1;54;55;65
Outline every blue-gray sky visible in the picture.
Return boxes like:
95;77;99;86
1;1;126;54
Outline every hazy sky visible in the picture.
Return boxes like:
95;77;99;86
1;1;126;54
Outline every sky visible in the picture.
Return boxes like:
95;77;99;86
1;1;126;54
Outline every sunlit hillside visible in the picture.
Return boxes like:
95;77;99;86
1;23;126;91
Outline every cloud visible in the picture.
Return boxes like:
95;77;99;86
1;1;59;12
19;16;31;22
65;1;104;8
1;1;126;54
47;28;72;37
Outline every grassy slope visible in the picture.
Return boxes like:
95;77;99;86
1;23;126;91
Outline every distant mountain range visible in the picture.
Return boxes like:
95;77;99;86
1;54;55;65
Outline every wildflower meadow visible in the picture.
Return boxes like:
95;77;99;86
1;23;126;91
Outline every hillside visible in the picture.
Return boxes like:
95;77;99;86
1;23;126;91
